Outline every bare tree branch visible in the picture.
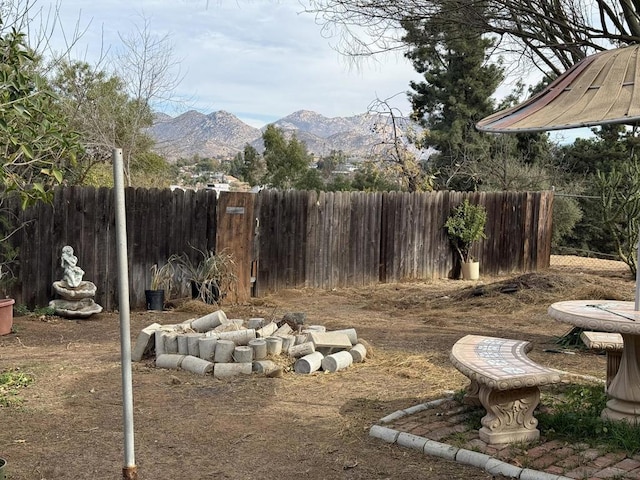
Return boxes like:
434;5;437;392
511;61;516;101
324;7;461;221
303;0;640;75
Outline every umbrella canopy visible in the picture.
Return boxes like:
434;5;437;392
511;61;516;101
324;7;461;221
476;44;640;310
476;44;640;133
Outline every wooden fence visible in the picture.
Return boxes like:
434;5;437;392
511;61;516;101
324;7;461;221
1;187;553;310
254;190;553;294
4;187;217;311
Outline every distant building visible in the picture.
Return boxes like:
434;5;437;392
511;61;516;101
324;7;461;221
206;183;231;197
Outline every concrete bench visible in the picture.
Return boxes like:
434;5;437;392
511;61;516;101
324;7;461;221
580;331;623;391
450;334;566;445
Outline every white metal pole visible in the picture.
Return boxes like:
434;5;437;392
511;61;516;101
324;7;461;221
113;148;138;479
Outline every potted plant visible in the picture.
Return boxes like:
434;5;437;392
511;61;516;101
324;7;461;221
145;262;176;311
170;247;237;304
444;198;487;280
0;229;18;334
0;265;15;335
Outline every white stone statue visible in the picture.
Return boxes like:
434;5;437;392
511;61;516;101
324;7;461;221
61;245;85;288
50;245;102;318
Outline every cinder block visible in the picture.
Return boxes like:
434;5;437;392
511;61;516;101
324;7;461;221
131;323;162;362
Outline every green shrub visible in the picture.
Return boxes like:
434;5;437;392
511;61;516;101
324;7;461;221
0;368;33;407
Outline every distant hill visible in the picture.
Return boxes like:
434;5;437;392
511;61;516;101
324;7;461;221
149;109;418;162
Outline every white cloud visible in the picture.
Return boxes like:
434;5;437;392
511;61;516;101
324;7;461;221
38;0;421;126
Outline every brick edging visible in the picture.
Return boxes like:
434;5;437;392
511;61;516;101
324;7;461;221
369;396;572;480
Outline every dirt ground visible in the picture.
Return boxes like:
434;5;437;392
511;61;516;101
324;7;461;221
0;256;634;480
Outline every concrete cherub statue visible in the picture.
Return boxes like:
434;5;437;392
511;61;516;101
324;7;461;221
61;245;85;288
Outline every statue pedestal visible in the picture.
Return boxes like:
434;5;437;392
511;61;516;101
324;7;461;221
50;280;102;319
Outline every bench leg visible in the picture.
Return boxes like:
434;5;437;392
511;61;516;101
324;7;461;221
606;350;622;392
463;380;482;406
477;385;541;444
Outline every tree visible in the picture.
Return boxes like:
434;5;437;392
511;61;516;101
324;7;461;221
229;144;265;186
0;25;82;207
0;20;85;290
367;96;434;192
402;9;503;190
130;151;174;188
555;124;640;257
595;160;640;275
325;174;353;191
305;0;638;79
477;133;556;191
559;125;631;177
261;125;314;189
112;15;183;185
351;160;401;192
50;60;129;185
317;150;347;179
51;59;176;188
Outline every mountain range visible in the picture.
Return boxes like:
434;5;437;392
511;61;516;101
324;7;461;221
149;109;414;162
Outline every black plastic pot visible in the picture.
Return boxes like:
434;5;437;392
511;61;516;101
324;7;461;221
145;289;165;311
190;281;220;304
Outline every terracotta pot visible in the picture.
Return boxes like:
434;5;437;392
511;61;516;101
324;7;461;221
461;261;480;280
0;298;15;335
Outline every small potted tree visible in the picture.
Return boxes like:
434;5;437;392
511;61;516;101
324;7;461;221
444;199;487;280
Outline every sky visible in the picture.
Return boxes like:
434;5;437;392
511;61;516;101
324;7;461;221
30;0;594;143
34;0;423;128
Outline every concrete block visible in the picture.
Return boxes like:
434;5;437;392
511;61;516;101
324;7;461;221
309;331;352;354
294;351;324;374
455;449;490;469
396;432;428;451
423;440;458;460
402;403;433;416
321;350;353;372
349;343;367;363
247;318;265;329
368;425;399;444
379;410;407;424
190;310;227;332
181;355;213;375
485;458;523;478
131;323;161;361
164;332;179;354
256;322;278;338
155;354;185;369
213;362;252;378
331;328;358;345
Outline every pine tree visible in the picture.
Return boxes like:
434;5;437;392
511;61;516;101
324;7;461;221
403;4;503;190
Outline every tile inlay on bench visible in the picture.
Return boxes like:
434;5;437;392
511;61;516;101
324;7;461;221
450;334;568;444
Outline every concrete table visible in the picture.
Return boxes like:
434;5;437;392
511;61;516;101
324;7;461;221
548;300;640;422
